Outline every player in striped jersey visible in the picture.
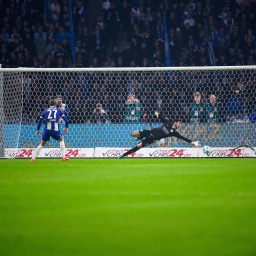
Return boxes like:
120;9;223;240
30;99;69;162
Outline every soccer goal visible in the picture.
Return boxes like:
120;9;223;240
0;66;255;158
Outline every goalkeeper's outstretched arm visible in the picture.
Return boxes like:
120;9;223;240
174;133;201;148
154;111;168;123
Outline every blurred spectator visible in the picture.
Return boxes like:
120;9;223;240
248;104;256;123
90;57;100;68
56;25;72;44
1;0;256;107
91;103;109;124
9;51;18;67
123;94;142;123
105;2;120;46
45;37;58;58
62;38;72;60
181;22;195;48
19;3;29;22
205;94;221;123
227;47;238;65
214;37;228;61
50;0;61;22
26;4;44;25
102;0;111;12
8;27;21;52
34;25;47;45
189;91;206;123
44;54;53;68
62;8;70;32
1;26;10;44
75;72;89;100
52;43;70;67
183;11;195;27
91;24;105;62
23;32;36;57
226;90;244;122
169;28;182;65
116;56;124;67
167;11;179;30
119;0;131;38
96;12;105;30
46;22;57;43
176;91;190;123
76;43;89;67
121;42;134;66
16;51;25;67
73;0;88;28
77;26;91;56
137;41;150;66
111;45;121;63
142;57;150;67
35;36;46;56
94;14;106;41
0;42;9;65
152;91;164;111
155;19;164;43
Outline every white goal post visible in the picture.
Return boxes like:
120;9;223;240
0;66;255;158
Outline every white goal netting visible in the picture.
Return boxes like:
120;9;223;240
0;66;255;157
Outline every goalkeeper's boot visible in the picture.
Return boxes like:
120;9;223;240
118;154;125;159
30;159;35;163
62;157;70;162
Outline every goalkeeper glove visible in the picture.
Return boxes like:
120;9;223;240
154;111;159;117
191;141;200;148
60;103;66;112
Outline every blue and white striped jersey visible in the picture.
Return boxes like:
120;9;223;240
37;106;68;131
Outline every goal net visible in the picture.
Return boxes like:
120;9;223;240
0;66;255;158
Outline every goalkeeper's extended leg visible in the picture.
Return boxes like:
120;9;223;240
118;140;148;159
131;130;142;141
118;146;140;159
131;130;149;141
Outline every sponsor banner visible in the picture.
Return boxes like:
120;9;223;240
201;147;255;158
4;147;256;158
95;147;256;158
94;147;194;158
5;148;94;158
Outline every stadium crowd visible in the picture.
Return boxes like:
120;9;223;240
1;0;256;124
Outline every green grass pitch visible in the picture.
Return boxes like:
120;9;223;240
0;158;256;256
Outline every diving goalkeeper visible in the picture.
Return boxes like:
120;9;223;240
118;111;200;159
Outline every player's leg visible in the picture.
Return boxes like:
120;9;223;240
58;136;69;161
131;130;150;141
131;130;141;140
30;140;47;162
119;142;143;159
50;131;69;161
118;138;153;159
